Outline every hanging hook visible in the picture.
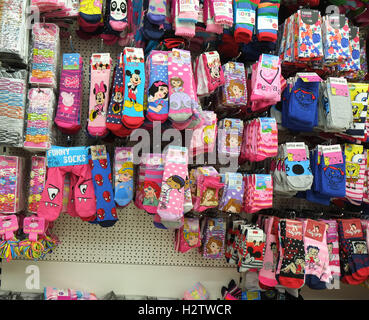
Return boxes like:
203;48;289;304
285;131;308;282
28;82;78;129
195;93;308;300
100;38;104;52
69;35;75;53
233;52;241;62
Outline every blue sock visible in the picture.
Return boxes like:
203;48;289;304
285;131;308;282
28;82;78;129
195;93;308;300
305;274;327;290
320;152;346;198
89;146;118;227
142;16;165;40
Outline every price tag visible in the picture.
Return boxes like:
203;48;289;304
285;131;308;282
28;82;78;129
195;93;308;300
285;220;303;240
305;219;326;242
236;9;255;25
257;16;278;31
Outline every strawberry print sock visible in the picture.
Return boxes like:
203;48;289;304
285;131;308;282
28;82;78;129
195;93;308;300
89;146;118;227
157;146;188;222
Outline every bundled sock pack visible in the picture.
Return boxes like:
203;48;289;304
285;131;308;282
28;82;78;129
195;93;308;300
108;0;129;32
146;51;169;123
87;53;112;138
142;153;164;214
89;146;118;227
243;174;273;213
168;49;195;124
202;218;226;259
114;147;134;207
233;0;260;44
204;0;223;34
37;147;96;222
256;0;280;42
219;173;244;214
209;0;233;27
106;53;126;136
175;217;201;253
147;0;167;25
302;219;332;289
55;53;83;135
157;146;188;222
276;219;306;289
195;51;224;96
338;26;361;74
221;62;248;107
217;118;244;158
174;0;197;38
122;47;145;129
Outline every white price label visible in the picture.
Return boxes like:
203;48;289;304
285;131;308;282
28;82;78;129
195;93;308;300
236;9;255;25
257;16;278;31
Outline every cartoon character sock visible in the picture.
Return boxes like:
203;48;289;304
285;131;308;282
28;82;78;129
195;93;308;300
142;156;164;214
222;62;248;107
277;219;306;289
54;53;83;135
108;0;129;31
233;0;260;44
303;219;331;289
183;175;193;213
203;218;226;259
89;146;118;227
106;53;125;135
168;49;194;123
146;51;169;123
219;173;244;214
256;0;280;42
87;53;112;138
202;51;225;94
134;162;147;210
79;0;103;24
147;0;167;25
157;146;188;222
122;47;145;129
345;144;365;205
175;217;201;253
114;147;134;206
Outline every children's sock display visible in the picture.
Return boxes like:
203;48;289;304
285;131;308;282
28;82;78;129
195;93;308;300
87;53;112;138
122;47;145;129
114;147;134;207
210;0;233;27
55;53;83;135
218;118;244;158
89;146;118;227
222;62;248;107
174;0;196;38
157;146;188;221
219;173;244;214
202;218;226;259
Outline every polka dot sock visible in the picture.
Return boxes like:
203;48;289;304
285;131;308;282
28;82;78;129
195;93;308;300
157;146;188;222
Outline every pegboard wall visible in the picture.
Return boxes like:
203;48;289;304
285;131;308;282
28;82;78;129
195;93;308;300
0;21;337;268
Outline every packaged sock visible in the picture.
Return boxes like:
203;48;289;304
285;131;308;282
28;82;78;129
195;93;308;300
222;62;248;107
174;0;196;37
202;51;224;94
87;53;112;138
114;147;134;206
89;145;118;227
168;49;194;123
256;0;280;42
79;0;103;24
106;53;125;136
175;218;201;253
204;0;223;34
202;218;226;259
302;219;331;289
210;0;233;27
54;53;83;135
109;0;129;31
142;154;164;214
157;146;188;221
345;144;365;205
147;0;167;25
323;220;341;289
276;219;306;289
146;51;169;123
122;47;145;129
219;173;244;214
218;118;244;158
233;0;260;44
194;175;224;212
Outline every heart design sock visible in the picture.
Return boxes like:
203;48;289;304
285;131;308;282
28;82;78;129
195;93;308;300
87;53;112;138
147;0;167;25
89;146;118;227
114;147;134;206
55;53;83;135
122;47;145;129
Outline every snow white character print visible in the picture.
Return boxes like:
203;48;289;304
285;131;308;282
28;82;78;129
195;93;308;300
159;175;185;209
281;255;305;274
169;77;192;111
305;245;320;269
126;70;141;103
90;81;107;121
148;81;169;114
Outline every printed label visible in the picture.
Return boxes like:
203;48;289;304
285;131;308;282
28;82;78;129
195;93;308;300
261;54;279;69
167;146;188;164
305;219;325;242
236;9;255;25
91;53;111;67
297;73;323;82
257;16;278;31
47;147;89;168
246;228;264;243
179;0;196;12
286;143;307;162
213;0;228;16
330;78;349;97
242;291;261;300
342;219;363;239
0;215;18;240
90;145;107;161
124;47;144;61
259;118;277;134
116;147;133;162
255;175;272;191
172;49;191;64
286;220;303;240
23;216;45;241
322;145;343;166
300;9;319;25
152;52;168;65
63;53;80;70
226;173;243;191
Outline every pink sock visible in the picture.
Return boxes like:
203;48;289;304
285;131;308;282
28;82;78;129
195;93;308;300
250;54;281;103
157;146;188;221
210;0;233;27
204;0;223;34
87;53;112;137
202;51;224;94
168;49;194;123
259;216;279;287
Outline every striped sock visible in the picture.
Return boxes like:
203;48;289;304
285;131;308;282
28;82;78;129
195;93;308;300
233;0;260;44
256;0;280;42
